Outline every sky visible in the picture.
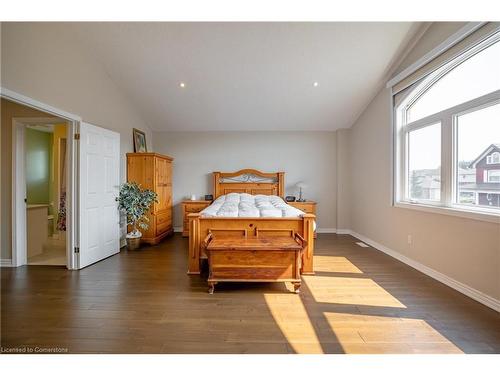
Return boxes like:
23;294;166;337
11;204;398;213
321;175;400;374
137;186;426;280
409;123;440;171
458;103;500;163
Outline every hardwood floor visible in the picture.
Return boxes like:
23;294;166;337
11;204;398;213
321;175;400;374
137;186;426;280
1;234;499;354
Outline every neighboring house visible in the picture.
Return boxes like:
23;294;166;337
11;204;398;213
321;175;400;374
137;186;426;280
411;168;441;200
461;144;500;207
457;167;476;184
410;144;500;208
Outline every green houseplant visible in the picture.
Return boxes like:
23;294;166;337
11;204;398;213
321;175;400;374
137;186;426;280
116;182;157;250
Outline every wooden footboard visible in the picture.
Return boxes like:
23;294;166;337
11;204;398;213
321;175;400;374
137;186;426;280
188;213;315;275
204;232;307;294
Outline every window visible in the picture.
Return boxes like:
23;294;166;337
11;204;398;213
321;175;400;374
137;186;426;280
407;123;441;201
394;31;500;218
456;103;500;207
487;170;500;182
406;39;500;123
487;152;500;164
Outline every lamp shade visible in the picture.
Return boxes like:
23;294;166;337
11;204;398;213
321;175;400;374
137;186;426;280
295;181;308;189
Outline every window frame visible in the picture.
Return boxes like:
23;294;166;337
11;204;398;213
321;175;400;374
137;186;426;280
487;170;500;183
393;32;500;223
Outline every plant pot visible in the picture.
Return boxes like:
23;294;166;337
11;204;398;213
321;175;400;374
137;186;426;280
126;236;142;251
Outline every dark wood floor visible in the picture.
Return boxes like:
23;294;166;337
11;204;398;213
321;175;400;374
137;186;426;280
1;234;499;354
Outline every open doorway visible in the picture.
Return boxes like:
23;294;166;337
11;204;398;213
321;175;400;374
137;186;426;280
2;94;77;269
3;90;121;270
24;122;68;265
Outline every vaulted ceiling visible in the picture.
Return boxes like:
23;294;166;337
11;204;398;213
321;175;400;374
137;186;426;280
71;22;422;131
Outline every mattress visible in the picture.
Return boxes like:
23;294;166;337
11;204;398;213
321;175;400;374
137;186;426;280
200;193;305;218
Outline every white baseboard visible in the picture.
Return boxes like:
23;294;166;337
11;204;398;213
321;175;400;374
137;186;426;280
174;226;183;233
1;259;13;267
335;229;352;235
316;228;337;233
348;230;500;313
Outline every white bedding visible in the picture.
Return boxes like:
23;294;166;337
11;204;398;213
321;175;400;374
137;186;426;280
200;193;305;218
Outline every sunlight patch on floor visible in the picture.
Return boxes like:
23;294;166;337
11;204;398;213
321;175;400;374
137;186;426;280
323;312;463;354
303;275;407;308
264;292;323;354
313;255;363;274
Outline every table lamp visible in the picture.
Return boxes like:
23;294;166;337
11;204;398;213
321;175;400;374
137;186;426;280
295;181;307;202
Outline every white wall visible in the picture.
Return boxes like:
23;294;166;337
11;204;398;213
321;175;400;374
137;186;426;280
347;24;500;302
1;22;154;260
152;131;337;230
1;23;154;176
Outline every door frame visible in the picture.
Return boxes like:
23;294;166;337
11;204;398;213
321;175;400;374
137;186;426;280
2;87;81;269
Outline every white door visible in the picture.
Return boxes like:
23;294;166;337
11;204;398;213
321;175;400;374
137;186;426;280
78;122;120;268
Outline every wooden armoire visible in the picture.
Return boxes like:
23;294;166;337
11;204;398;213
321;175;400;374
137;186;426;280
126;153;174;244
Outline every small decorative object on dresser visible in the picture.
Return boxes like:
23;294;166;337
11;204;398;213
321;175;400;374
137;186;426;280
204;194;213;201
285;195;296;202
127;153;174;244
182;200;211;237
295;181;308;202
288;200;317;238
132;128;147;152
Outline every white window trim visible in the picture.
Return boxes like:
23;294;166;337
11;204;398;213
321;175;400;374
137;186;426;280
394;201;499;224
386;22;487;89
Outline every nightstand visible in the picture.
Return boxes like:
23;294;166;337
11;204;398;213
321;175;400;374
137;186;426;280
182;200;212;237
288;201;317;238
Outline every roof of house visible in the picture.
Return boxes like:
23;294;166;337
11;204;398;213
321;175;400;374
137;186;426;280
412;168;440;177
460;183;500;192
458;167;475;175
469;144;500;168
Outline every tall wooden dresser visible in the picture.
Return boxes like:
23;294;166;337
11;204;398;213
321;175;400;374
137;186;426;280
126;153;174;244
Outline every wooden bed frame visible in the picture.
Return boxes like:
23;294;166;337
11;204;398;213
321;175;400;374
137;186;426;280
187;169;315;275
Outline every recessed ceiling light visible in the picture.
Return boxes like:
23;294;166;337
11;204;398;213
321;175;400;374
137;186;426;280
179;82;186;88
313;82;319;87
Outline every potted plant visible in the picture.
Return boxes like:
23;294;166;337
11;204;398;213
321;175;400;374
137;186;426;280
116;182;157;250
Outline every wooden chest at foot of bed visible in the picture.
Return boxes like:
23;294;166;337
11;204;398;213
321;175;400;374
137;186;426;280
203;233;306;294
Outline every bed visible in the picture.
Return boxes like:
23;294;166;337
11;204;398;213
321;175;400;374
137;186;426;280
187;169;315;276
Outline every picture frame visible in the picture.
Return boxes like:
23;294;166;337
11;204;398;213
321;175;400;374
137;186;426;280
133;128;147;153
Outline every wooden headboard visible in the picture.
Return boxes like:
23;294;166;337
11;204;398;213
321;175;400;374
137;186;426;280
213;169;284;198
